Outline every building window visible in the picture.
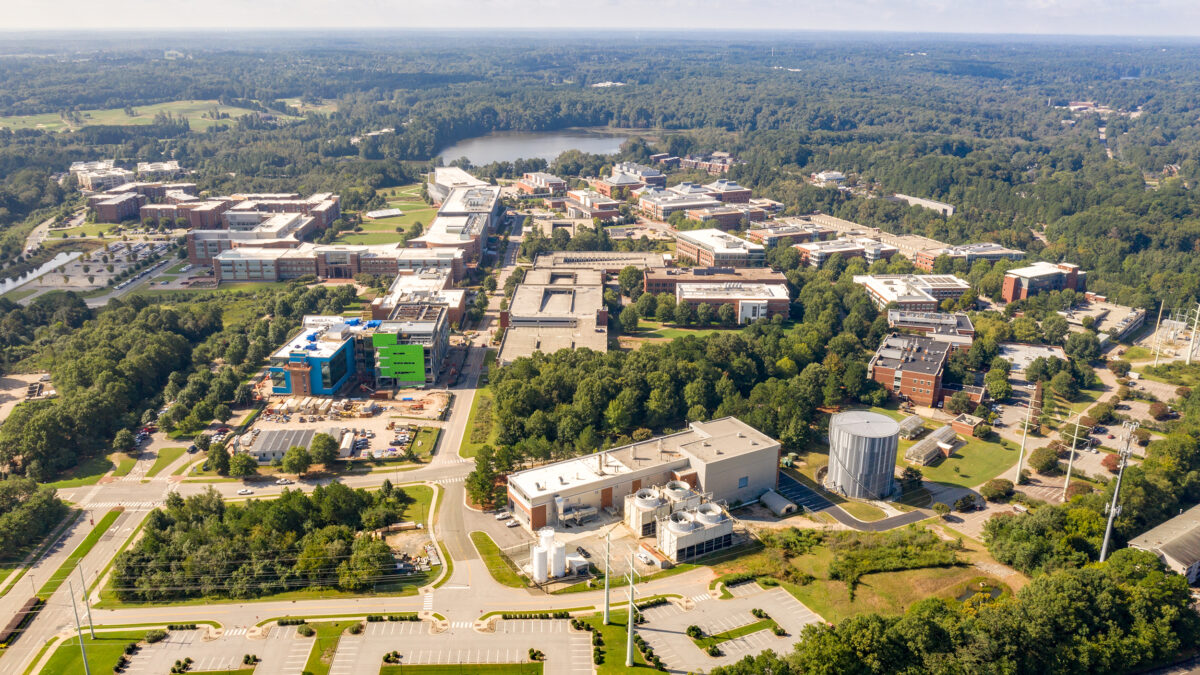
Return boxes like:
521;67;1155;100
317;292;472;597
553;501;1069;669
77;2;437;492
738;476;748;489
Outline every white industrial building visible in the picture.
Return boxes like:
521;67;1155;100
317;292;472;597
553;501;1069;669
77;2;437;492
656;502;734;563
506;417;780;532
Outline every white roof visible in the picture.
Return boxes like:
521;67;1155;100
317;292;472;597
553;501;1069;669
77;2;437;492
677;282;788;301
675;229;763;254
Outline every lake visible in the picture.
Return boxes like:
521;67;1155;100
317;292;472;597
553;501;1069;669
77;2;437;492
436;129;631;166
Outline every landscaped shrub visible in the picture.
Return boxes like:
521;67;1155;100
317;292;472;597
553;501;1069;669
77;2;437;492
707;645;722;657
277;618;307;626
296;624;315;637
686;625;703;639
1029;446;1060;474
145;630;167;643
980;478;1015;502
347;622;363;635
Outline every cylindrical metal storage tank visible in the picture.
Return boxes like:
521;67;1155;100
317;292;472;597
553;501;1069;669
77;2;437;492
550;542;566;578
531;545;548;583
827;411;900;500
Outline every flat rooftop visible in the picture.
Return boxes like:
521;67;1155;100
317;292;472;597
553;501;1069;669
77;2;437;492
431;167;488;189
272;323;354;361
507;417;776;500
675;229;763;254
439;186;501;215
677;282;789;301
248;426;342;456
498;322;608;365
997;342;1068;373
1129;503;1200;567
534;251;668;270
1006;261;1078;279
871;334;951;375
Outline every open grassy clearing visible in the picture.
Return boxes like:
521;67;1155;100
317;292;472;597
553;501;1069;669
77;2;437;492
51;221;125;237
44;454;117;489
629;319;739;340
303;621;357;675
111;452;138;477
146;447;186;478
691;617;780;649
396;484;435;524
35;630;150;675
37;509;122;599
471;531;527;588
1;286;39;302
0;99;288;132
897;435;1020;489
712;543;1003;624
460;350;499;458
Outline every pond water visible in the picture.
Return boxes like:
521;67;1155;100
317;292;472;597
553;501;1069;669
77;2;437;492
436;129;631;166
0;251;81;294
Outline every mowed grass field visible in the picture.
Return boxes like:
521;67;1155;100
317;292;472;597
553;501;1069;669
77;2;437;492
0;99;295;132
334;184;437;246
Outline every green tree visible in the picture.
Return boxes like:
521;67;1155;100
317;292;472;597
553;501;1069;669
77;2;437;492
214;404;233;424
208;443;230;476
1050;371;1079;400
282;446;312;475
310;432;340;466
1028;446;1060;474
1065;331;1101;361
717;303;737;326
619;305;639;333
228;452;258;477
617;265;643;298
112;428;136;453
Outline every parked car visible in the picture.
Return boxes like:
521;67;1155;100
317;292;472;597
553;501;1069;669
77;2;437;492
237;489;253;495
494;511;511;520
187;444;198;453
275;478;293;485
576;546;591;559
505;520;520;528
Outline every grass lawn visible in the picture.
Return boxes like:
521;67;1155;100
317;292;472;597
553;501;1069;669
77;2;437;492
413;427;441;458
36;630;150;675
37;508;122;599
303;621;358;675
1139;362;1200;388
837;500;887;522
380;665;542;674
44;454;117;489
191;670;256;675
691;617;780;649
898;436;1020;489
0;99;285;132
1;286;38;302
96;578;426;609
470;531;527;588
460;350;499;458
577;609;652;674
630;320;739;340
51;221;123;238
334;231;414;245
553;562;700;595
1122;346;1154;361
111;453;138;477
398;484;435;524
713;546;997;624
146;447;186;478
131;281;280;299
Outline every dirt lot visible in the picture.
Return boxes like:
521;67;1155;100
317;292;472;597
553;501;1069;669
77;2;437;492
0;372;47;424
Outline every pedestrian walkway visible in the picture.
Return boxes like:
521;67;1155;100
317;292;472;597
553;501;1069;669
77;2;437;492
450;620;472;629
423;590;434;611
690;592;711;603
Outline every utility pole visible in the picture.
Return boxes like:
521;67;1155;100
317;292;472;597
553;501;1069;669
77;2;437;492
1014;390;1038;483
68;580;92;675
78;567;95;638
602;531;611;626
626;552;636;668
1185;303;1200;366
1061;413;1082;502
1151;301;1166;367
1100;421;1139;562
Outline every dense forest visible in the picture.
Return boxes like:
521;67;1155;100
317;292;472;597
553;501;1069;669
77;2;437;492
110;482;413;601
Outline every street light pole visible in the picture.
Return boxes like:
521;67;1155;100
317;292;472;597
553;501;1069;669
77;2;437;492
78;567;95;638
1100;421;1139;562
1015;389;1038;483
602;531;611;626
68;580;92;675
626;552;636;668
1061;413;1082;502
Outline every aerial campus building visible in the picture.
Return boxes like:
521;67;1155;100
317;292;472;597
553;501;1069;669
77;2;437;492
497;268;608;365
853;274;972;312
673;229;765;267
1001;261;1086;303
505;417;781;532
269;312;450;396
214;244;465;283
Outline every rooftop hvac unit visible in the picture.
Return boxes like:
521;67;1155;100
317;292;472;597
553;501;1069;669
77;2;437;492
634;489;664;510
666;511;698;534
695;502;725;525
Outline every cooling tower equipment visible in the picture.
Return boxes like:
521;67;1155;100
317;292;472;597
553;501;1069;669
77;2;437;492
825;410;901;500
655;504;735;563
625;488;668;537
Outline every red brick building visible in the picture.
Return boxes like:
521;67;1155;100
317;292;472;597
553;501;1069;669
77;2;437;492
867;334;951;407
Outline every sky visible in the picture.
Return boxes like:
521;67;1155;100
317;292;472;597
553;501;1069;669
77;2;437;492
6;0;1200;36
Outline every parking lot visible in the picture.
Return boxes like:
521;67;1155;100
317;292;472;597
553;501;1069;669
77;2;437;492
123;627;311;675
329;620;591;674
637;582;824;671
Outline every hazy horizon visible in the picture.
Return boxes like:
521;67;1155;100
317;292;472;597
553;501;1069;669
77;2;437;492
6;0;1200;38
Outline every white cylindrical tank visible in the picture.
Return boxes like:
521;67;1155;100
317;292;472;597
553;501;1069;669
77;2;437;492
538;527;555;549
550;542;566;578
531;545;548;583
827;410;900;500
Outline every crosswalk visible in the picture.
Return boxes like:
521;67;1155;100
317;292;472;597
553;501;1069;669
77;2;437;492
423;591;434;611
86;501;161;510
450;620;472;629
223;627;247;637
690;593;711;603
435;476;465;484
